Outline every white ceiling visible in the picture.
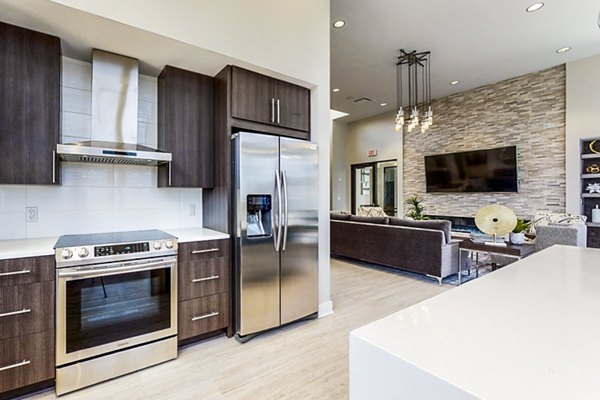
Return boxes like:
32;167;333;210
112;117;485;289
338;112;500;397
331;0;600;122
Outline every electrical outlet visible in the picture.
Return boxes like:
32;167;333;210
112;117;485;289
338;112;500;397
189;204;196;217
26;207;38;222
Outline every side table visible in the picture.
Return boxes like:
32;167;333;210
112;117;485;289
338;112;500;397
457;240;535;285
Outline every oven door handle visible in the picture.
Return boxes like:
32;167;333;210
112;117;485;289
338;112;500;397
58;259;175;279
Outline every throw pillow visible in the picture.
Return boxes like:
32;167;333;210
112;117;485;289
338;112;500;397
357;205;387;217
529;211;587;235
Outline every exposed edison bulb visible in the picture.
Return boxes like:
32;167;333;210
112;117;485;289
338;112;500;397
394;108;404;132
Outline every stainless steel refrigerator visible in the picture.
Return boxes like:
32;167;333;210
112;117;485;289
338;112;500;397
233;131;318;339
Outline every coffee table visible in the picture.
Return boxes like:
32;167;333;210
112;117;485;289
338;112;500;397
457;240;535;285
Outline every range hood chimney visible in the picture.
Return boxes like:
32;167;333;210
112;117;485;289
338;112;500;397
57;50;171;166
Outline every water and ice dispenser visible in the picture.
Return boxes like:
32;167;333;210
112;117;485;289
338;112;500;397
246;195;272;238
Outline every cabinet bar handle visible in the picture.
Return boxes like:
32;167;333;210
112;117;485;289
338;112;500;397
0;269;31;277
192;275;220;283
0;308;31;318
168;161;172;186
52;150;56;184
191;248;219;254
276;98;280;124
270;98;275;123
0;359;30;372
192;311;219;321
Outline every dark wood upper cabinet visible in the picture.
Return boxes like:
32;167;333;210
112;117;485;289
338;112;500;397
274;79;310;132
230;66;310;138
0;22;61;185
231;67;274;126
158;65;214;188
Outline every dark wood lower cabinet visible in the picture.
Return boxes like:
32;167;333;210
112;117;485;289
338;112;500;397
178;258;229;301
177;239;232;344
0;281;54;340
0;255;55;398
178;293;229;341
0;331;54;395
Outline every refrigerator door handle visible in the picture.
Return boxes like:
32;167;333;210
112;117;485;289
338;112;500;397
281;169;289;251
274;169;283;251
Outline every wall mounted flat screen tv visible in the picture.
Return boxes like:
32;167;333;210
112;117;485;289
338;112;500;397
425;146;518;193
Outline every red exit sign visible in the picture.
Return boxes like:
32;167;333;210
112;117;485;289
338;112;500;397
368;149;377;157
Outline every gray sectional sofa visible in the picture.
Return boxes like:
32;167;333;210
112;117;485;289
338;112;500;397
330;213;459;284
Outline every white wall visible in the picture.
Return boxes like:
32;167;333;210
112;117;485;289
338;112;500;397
0;58;202;241
566;54;600;214
331;120;349;211
345;112;403;214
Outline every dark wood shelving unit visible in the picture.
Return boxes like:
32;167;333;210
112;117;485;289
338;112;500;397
581;138;600;248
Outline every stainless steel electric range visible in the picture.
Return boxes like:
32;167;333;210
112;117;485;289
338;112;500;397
54;230;178;395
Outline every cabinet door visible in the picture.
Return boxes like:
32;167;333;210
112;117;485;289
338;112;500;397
178;293;229;341
0;22;61;185
274;79;310;133
0;331;54;394
0;281;54;340
158;66;214;188
231;67;274;126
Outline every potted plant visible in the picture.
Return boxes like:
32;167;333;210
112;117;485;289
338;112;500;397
510;219;531;245
405;195;429;220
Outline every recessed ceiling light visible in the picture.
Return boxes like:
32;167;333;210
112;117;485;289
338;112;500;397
333;20;346;28
380;102;387;106
526;2;544;12
450;80;460;85
332;88;340;92
556;46;571;53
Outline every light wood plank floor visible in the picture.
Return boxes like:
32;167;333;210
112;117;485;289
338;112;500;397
28;258;449;400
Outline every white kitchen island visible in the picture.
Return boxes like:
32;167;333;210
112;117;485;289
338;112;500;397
350;245;600;400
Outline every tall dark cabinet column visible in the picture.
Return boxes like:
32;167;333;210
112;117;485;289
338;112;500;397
0;22;61;185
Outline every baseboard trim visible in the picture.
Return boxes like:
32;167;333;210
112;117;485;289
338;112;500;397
318;300;334;318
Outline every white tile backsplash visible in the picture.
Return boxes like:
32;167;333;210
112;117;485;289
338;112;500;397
0;59;203;240
62;111;91;140
62;58;92;90
0;213;27;240
62;164;114;187
0;187;26;213
62;87;92;115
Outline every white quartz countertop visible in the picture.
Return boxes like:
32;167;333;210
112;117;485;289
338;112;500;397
0;236;58;260
163;227;229;243
350;245;600;399
0;227;228;261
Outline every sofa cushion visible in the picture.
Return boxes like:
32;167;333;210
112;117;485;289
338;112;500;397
529;211;587;235
330;211;351;221
349;215;389;224
389;218;452;244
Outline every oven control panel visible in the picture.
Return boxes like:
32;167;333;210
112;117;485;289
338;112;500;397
95;242;150;257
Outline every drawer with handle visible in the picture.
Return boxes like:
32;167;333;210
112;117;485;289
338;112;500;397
178;239;230;262
0;331;54;394
178;257;229;301
0;281;54;340
178;293;229;341
0;256;54;287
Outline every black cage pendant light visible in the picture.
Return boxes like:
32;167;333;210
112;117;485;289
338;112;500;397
395;49;432;133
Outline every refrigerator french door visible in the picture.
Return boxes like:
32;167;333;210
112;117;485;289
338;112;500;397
234;132;318;337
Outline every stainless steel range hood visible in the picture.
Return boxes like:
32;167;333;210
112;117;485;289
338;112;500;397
57;50;171;166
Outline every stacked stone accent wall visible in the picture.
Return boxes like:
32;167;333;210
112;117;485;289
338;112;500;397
403;65;566;219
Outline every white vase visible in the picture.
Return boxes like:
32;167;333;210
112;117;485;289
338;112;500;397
510;232;525;245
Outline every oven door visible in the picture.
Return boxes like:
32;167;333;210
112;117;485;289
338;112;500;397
56;257;177;366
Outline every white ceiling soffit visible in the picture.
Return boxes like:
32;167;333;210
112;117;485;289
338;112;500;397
331;0;600;122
